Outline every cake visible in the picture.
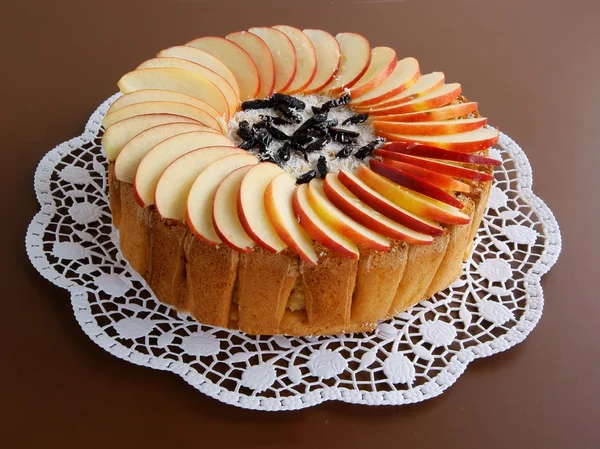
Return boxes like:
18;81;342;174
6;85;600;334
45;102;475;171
101;26;500;336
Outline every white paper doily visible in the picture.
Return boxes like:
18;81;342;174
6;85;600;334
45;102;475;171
26;94;561;411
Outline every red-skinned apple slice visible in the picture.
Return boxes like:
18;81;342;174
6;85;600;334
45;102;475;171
115;122;214;183
238;163;287;253
369;160;464;208
357;165;470;225
350;57;419;106
248;27;297;93
355;72;445;111
137;58;238;118
213;165;257;253
384;141;501;166
157;46;240;98
134;132;236;208
265;172;318;265
375;102;478;123
323;32;371;94
102;114;198;161
117;68;231;124
301;29;341;94
378;159;471;193
337;170;444;236
377;127;500;153
273;25;317;94
186;36;260;100
373;117;487;136
376;150;495;181
348;47;397;98
366;83;461;116
307;179;389;251
226;31;275;98
323;173;433;244
293;183;359;259
102;101;222;131
183;153;258;245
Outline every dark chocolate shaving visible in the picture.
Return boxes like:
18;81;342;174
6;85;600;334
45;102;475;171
272;93;306;110
296;170;317;185
342;113;369;125
355;137;386;159
278;141;292;162
316;156;328;178
274;104;303;123
241;98;273;111
335;145;353;158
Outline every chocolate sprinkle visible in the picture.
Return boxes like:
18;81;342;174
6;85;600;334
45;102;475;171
241;98;273;111
355;137;386;159
342;113;369;125
335;145;353;158
316;156;328;178
296;170;317;185
272;93;306;110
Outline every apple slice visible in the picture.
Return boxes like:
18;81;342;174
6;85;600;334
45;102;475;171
157;45;240;98
137;58;238;118
350;57;419;106
248;27;297;93
375;102;478;123
376;150;495;181
102;101;221;131
323;32;371;94
226;31;275;98
348;47;397;98
307;178;389;251
355;71;445;111
337;170;444;236
366;83;462;116
134;132;236;207
265;172;318;265
186;36;260;100
102;114;197;161
293;183;358;259
302;29;341;94
369;160;464;208
115;122;213;183
323;173;433;244
238;163;287;253
373;117;487;136
377;127;500;153
357;165;470;225
273;25;317;94
117;68;231;123
377;159;471;193
384;141;501;166
157;151;256;221
213;165;257;253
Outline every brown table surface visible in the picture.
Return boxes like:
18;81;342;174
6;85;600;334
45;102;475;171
3;0;599;447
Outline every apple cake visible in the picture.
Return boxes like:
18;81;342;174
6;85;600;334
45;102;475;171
101;26;500;335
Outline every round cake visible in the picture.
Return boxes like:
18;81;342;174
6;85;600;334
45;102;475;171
101;26;500;336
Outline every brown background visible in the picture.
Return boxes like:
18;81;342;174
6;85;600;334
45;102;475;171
2;0;599;448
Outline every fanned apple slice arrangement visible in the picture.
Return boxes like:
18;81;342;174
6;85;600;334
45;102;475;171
102;26;501;265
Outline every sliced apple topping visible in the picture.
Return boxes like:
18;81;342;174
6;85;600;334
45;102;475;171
323;174;433;244
384;142;501;166
348;47;397;98
238;163;287;253
366;83;462;116
186;36;260;100
137;58;239;118
355;71;445;111
213;165;257;253
102;114;198;161
301;29;341;94
323;32;371;94
293;183;359;259
375;150;495;181
307;178;389;251
226;31;275;98
337;170;444;236
134;132;236;208
157;45;240;98
357;165;470;225
184;153;258;245
375;102;478;123
376;127;500;153
265;172;318;265
373;117;487;136
115;122;214;183
102;101;222;131
248;27;297;93
273;25;317;94
376;159;471;193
